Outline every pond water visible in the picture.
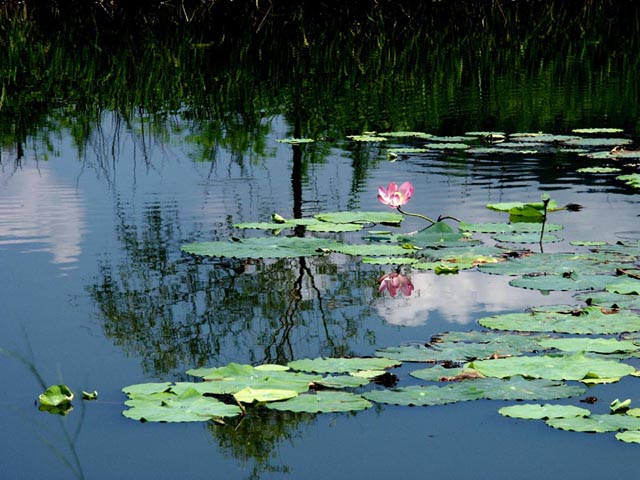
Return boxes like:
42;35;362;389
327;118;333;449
1;6;640;479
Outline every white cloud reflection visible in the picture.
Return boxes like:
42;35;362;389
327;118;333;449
376;270;573;327
0;163;85;267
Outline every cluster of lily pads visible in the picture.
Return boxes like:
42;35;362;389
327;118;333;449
122;128;640;445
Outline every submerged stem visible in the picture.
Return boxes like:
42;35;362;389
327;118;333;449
396;206;436;224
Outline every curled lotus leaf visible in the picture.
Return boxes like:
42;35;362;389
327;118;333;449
265;391;372;413
546;414;640;433
39;384;74;407
498;404;591;420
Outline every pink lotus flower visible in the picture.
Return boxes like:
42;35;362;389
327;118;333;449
378;272;414;298
377;181;414;207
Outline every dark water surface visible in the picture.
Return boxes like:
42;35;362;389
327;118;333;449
2;6;640;479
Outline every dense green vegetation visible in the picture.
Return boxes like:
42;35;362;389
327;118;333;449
1;0;639;162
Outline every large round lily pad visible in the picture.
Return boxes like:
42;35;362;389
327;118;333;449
288;357;401;373
182;236;344;259
499;404;591;420
265;391;372;413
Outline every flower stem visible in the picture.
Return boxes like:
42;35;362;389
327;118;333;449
396;206;436;225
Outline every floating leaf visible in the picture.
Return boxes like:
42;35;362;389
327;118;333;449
362;257;419;265
498;404;590;420
537;337;640;354
509;273;614;291
546;414;640;433
576;167;621;173
571;128;624;134
306;223;363;232
123;388;242;422
347;134;387;142
364;377;584;406
493;233;562;244
276;137;314;144
233;218;323;230
266;391;372;413
424;142;470;150
478;306;640;334
39;385;74;407
312;375;370;389
397;222;477;248
182;237;343;259
606;277;640;295
185;363;321;393
616;431;640;443
564;137;632;147
314;211;403;225
233;387;298;404
459;222;562;234
378;131;433;139
288;357;401;373
328;243;413;257
617;173;640;188
479;252;632;276
467;352;636;381
82;391;98;400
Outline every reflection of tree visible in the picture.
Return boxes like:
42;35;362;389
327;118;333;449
88;196;380;376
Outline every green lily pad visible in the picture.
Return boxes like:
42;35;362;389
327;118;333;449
306;223;363;232
487;200;560;214
424;142;470;150
509;273;614;291
498;404;591;419
577;291;640;309
266;391;372;413
616;431;640;443
123;388;242;422
467;352;636;381
347;134;387;142
233;387;298;403
564;137;632;147
537;337;640;354
314;211;404;225
493;233;562;244
39;384;74;407
312;375;370;389
122;382;172;396
397;222;478;248
617;173;640;188
479;252;633;276
276;138;314;144
378;131;433;139
233;218;323;230
288;357;401;373
459;222;563;234
386;148;430;154
546;414;640;433
571;128;624;134
606;277;640;295
362;257;419;265
182;237;343;259
576;167;621;173
185;363;321;393
410;365;484;382
328;243;414;257
364;377;584;406
478;306;640;334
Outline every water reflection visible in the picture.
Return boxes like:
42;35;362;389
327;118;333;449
376;272;572;327
0;156;85;268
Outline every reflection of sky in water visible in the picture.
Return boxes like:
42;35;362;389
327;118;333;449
376;271;573;326
0;160;85;267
